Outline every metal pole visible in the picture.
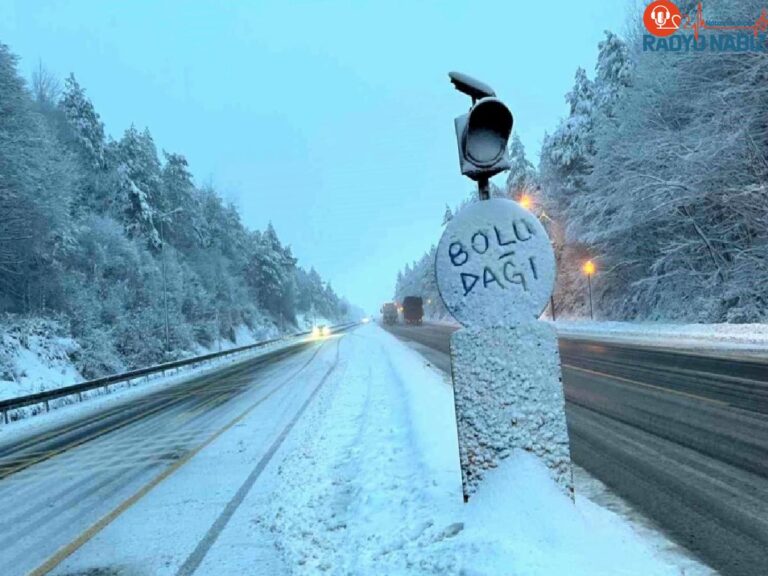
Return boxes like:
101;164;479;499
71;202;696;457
587;274;594;320
550;295;556;321
540;215;556;322
478;177;490;201
216;308;221;352
161;219;170;355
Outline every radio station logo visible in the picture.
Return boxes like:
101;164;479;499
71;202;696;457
644;0;681;37
643;1;768;52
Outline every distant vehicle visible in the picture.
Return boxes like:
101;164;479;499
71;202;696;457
311;324;331;338
381;302;399;325
402;296;424;325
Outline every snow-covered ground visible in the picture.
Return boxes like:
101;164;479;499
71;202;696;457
0;316;285;404
556;320;768;355
190;322;280;356
247;325;714;575
0;335;310;444
2;337;336;576
425;314;768;356
295;312;337;331
0;317;83;402
11;323;718;575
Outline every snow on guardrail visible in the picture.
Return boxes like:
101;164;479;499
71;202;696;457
0;322;358;424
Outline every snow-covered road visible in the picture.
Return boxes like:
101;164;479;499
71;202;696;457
257;325;712;575
0;337;339;575
0;324;716;575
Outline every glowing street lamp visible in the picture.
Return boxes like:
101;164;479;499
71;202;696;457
518;193;533;211
582;260;595;320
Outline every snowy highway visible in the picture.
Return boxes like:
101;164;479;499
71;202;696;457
384;321;768;576
0;335;343;575
5;3;768;575
0;322;726;576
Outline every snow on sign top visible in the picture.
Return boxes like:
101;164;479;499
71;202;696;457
435;198;555;327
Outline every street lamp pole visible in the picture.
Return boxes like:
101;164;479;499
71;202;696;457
158;207;183;355
582;260;595;320
550;295;557;321
521;196;557;322
216;306;221;352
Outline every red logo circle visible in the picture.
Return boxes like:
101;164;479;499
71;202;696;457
643;0;681;37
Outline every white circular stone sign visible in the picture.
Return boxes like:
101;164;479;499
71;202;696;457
435;198;555;327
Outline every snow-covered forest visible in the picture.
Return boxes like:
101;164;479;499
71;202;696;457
0;42;351;381
397;1;768;323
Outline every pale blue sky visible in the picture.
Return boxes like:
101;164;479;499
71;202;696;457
0;0;627;314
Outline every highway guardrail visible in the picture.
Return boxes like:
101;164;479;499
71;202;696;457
0;321;359;424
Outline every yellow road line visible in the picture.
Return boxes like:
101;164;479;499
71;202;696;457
0;397;190;480
6;361;256;454
7;388;185;456
5;405;129;456
563;363;730;407
6;367;252;464
29;341;326;576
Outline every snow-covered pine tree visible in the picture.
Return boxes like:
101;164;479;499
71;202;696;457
161;151;205;251
539;67;596;219
245;223;298;320
60;74;106;170
115;125;163;249
594;31;632;117
506;133;536;199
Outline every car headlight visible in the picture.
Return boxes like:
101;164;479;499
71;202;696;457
311;326;321;338
321;326;331;337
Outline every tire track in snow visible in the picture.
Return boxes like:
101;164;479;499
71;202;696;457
27;341;329;576
175;338;342;576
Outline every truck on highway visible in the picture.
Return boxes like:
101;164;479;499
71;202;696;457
381;302;399;325
402;296;424;325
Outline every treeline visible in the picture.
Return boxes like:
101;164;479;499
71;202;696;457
397;0;768;323
0;42;349;378
540;0;768;322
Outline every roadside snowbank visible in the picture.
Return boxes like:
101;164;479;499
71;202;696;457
191;322;280;356
0;334;308;442
0;314;281;403
425;316;768;355
0;317;83;402
265;324;696;575
556;320;768;353
295;312;337;331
